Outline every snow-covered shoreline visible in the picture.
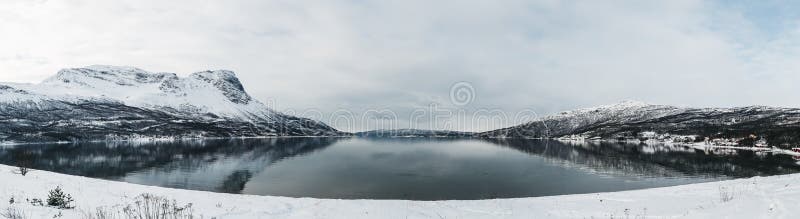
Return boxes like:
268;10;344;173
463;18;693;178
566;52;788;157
549;136;800;157
682;143;800;156
0;135;354;147
1;165;798;218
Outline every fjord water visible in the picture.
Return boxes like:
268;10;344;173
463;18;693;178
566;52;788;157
2;138;799;200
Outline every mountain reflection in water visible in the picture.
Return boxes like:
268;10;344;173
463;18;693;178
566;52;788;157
0;138;339;193
1;137;798;199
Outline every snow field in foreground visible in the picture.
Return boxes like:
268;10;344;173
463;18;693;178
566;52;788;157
0;164;798;218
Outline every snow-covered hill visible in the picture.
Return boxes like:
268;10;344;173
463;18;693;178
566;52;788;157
0;65;344;143
479;101;800;147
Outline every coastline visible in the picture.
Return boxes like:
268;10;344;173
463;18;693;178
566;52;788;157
0;135;354;147
546;137;800;157
1;164;798;218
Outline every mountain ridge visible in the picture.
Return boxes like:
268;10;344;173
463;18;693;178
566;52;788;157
477;101;800;147
0;65;345;143
4;66;800;147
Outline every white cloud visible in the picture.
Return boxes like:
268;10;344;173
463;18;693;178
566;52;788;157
1;0;799;132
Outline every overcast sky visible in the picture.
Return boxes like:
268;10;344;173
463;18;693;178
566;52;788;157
2;0;800;132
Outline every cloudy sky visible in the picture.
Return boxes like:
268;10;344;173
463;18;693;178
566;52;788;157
2;0;800;132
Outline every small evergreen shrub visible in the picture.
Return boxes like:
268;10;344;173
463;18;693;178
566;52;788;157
46;187;75;209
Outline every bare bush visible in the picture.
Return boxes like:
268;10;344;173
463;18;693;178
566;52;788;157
719;186;734;203
81;207;118;219
11;150;35;176
16;166;29;176
79;193;195;219
122;194;194;219
1;206;26;219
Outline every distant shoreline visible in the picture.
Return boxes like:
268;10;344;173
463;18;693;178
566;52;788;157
0;135;354;146
5;135;800;158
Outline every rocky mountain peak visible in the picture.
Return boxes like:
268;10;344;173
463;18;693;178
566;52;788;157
44;65;178;87
39;65;253;104
190;70;252;104
0;65;344;143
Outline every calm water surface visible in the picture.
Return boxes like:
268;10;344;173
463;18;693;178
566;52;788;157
2;138;799;200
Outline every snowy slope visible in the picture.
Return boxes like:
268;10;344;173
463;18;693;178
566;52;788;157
479;101;683;138
1;164;798;218
9;65;275;121
479;101;800;146
0;65;344;143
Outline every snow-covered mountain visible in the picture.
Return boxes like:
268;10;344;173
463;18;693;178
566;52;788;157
0;65;344;143
478;101;800;147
